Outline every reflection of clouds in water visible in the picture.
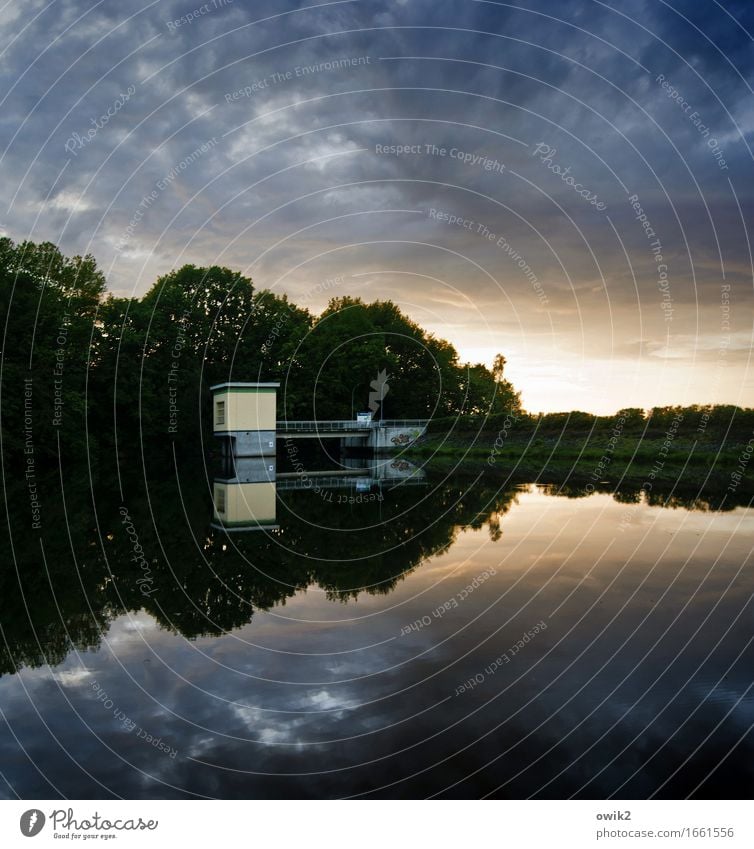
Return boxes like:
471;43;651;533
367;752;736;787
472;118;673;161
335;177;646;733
1;489;753;797
105;614;159;646
305;689;352;712
53;668;93;687
230;705;307;745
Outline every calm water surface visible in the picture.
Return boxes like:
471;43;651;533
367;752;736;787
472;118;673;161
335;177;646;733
1;463;752;798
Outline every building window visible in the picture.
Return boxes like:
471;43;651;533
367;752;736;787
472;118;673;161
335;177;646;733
215;488;226;514
215;400;225;426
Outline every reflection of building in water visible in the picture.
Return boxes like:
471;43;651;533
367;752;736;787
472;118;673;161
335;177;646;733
276;456;426;491
342;455;427;488
211;456;427;530
211;457;278;532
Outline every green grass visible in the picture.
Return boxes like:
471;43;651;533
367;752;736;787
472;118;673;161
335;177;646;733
407;430;750;495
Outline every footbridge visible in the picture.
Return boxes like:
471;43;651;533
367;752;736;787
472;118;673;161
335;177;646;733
210;382;429;457
276;419;429;449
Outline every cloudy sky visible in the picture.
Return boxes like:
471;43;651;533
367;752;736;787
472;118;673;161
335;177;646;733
1;0;752;413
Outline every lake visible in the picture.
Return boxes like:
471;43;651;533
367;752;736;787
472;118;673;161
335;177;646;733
1;458;752;798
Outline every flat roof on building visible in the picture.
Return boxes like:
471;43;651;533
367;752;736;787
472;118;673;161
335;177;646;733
210;382;280;391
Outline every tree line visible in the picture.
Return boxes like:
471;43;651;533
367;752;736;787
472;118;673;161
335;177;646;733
429;404;754;444
1;236;751;470
0;238;520;467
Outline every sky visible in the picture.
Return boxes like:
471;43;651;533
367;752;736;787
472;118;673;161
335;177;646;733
0;0;753;414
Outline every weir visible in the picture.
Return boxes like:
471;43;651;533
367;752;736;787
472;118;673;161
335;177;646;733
211;382;428;458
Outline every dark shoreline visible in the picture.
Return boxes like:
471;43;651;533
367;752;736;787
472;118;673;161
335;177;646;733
408;432;754;508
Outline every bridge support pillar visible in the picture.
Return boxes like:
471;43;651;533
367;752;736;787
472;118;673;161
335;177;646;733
367;424;426;452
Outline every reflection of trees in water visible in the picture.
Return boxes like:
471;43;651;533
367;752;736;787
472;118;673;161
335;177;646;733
0;465;747;676
532;479;742;511
0;467;517;675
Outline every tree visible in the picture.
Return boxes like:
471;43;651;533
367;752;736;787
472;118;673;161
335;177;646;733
1;241;527;462
0;238;106;466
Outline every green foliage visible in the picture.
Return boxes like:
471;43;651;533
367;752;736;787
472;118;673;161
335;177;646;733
0;239;523;466
3;237;752;473
0;238;106;464
0;461;522;670
426;403;754;448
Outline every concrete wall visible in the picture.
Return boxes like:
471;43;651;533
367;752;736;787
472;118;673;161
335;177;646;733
220;430;276;457
368;425;424;451
227;457;276;482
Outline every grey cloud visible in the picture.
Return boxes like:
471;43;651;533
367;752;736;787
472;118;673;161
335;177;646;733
0;0;751;410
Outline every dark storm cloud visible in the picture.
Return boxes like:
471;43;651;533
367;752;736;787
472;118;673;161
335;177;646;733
0;0;751;409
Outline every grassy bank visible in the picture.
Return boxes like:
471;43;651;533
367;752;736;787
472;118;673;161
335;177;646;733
407;428;752;498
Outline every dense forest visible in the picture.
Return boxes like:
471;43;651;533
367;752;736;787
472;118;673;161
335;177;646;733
1;237;752;471
0;238;519;467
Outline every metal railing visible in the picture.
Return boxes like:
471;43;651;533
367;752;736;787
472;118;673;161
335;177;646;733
276;420;371;432
277;475;374;490
377;420;429;428
276;475;427;491
276;419;429;432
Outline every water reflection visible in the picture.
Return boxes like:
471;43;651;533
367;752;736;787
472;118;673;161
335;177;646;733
0;460;750;675
0;459;752;798
0;456;510;670
212;458;278;532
